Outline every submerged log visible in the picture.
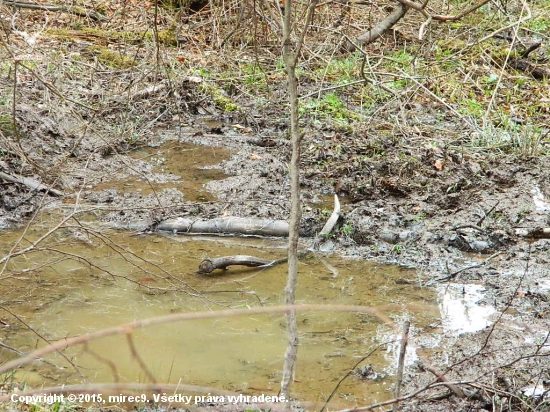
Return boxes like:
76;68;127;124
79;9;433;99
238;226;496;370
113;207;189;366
157;217;289;237
198;255;288;274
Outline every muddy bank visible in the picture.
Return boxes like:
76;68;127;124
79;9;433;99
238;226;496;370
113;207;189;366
2;103;550;409
1;1;550;408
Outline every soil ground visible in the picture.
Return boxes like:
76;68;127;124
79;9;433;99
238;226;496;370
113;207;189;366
1;0;550;410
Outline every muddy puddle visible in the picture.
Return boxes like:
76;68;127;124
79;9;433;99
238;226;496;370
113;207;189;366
94;142;230;202
0;221;444;408
0;140;504;409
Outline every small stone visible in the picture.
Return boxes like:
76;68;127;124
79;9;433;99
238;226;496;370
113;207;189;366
470;240;490;252
380;231;399;244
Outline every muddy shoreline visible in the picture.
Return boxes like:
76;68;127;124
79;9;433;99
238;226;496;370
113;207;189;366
2;106;550;409
1;1;549;407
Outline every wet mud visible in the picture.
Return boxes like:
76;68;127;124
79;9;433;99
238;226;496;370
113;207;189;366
1;28;549;412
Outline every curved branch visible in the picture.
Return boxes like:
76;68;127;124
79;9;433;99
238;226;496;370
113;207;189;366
356;3;409;45
393;0;492;21
198;255;288;274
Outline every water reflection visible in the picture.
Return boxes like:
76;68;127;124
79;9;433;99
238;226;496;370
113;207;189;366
0;228;439;408
439;283;495;335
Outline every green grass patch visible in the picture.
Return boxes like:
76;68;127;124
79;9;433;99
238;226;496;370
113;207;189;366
240;62;265;85
301;93;360;126
315;53;361;84
467;120;549;157
525;17;550;33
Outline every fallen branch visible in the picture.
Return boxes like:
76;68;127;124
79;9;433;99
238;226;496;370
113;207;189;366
198;255;288;274
418;361;491;404
508;58;550;80
2;0;107;21
428;252;501;284
156;217;289;237
0;171;64;197
393;0;491;21
418;361;466;399
310;194;341;251
357;3;409;45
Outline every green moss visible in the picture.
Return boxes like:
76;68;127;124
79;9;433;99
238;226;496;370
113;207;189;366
144;29;178;46
199;83;241;112
158;29;178;46
87;46;135;69
301;93;359;123
436;39;467;53
0;114;16;138
491;47;521;65
313;53;361;84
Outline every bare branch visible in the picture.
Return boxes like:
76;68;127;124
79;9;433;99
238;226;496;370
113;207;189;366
393;0;492;21
1;0;107;21
356;3;409;45
0;303;407;380
393;321;410;412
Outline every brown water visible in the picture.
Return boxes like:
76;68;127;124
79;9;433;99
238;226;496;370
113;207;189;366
94;142;230;201
0;224;439;408
0;141;441;409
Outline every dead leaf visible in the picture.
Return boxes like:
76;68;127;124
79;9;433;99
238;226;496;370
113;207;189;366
138;277;156;283
434;159;445;171
233;124;252;133
250;154;263;160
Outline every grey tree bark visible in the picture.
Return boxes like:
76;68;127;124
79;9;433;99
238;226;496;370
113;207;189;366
280;1;318;406
280;0;301;403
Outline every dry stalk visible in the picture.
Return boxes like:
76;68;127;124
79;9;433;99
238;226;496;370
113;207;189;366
280;0;320;404
393;320;410;412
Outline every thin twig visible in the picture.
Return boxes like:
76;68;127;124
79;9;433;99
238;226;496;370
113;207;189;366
477;201;499;227
429;252;500;283
0;303;409;376
2;0;107;21
320;340;396;412
393;321;410;412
